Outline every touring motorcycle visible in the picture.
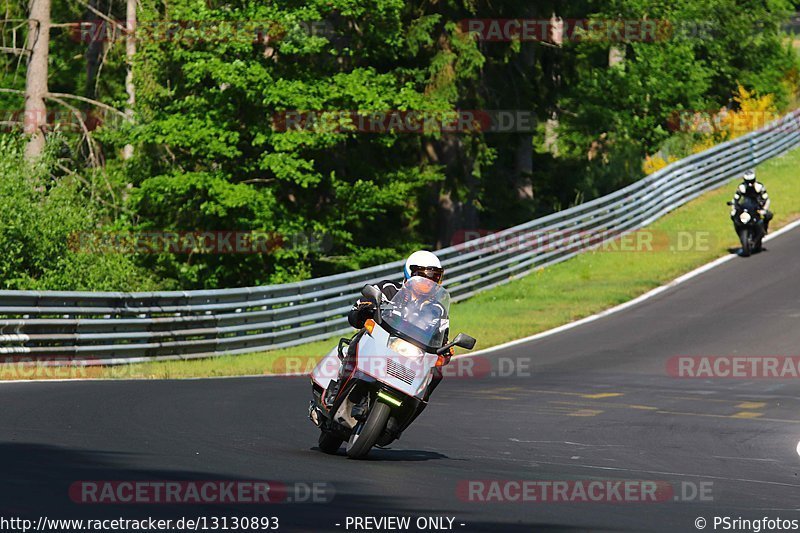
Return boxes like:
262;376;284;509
308;277;476;459
727;196;765;257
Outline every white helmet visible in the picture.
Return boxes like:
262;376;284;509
404;250;444;284
743;169;756;183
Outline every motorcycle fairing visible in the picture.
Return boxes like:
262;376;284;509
352;326;437;399
310;325;438;406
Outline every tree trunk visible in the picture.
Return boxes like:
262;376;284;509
122;0;135;159
513;42;536;197
83;0;104;101
429;135;479;248
544;114;559;156
609;46;625;66
515;134;534;199
24;0;51;160
543;12;562;157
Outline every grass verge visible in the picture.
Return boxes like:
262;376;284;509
9;146;800;380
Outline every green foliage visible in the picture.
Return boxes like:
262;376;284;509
125;0;486;287
1;0;798;291
537;0;800;209
0;135;165;291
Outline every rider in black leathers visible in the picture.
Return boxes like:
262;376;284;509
732;169;773;233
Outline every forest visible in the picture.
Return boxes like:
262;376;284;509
1;0;798;290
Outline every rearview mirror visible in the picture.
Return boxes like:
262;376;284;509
436;333;477;354
361;284;382;301
361;284;383;324
726;201;733;206
453;333;476;350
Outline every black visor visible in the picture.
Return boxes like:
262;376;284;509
411;265;444;284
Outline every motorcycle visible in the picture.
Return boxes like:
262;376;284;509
727;196;765;257
307;276;476;459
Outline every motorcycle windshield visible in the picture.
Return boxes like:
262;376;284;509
380;276;450;350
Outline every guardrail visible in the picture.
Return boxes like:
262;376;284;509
2;110;799;365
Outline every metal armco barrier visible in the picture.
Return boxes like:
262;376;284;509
2;110;799;365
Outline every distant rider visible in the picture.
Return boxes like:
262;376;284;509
732;169;773;233
325;250;448;407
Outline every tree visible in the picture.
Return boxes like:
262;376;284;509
123;0;135;159
23;0;50;160
1;0;796;291
126;0;484;287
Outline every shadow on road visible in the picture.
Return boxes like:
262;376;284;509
310;446;448;462
727;246;768;255
0;442;568;532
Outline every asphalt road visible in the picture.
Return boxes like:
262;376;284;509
3;228;800;532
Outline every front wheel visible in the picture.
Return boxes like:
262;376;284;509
346;401;391;459
753;224;765;253
738;227;751;257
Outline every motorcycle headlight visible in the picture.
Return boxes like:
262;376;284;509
739;212;752;224
387;336;425;359
730;208;736;217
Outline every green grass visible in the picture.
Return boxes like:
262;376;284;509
80;146;800;379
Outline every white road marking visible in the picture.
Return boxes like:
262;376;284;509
712;456;779;462
459;453;800;488
510;438;626;447
462;216;800;359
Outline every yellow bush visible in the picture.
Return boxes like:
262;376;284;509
645;85;781;174
717;85;779;140
643;154;679;175
690;136;717;154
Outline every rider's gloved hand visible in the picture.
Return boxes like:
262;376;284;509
355;298;377;325
356;298;377;311
441;347;455;366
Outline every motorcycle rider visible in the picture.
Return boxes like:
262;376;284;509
325;250;448;407
732;169;773;233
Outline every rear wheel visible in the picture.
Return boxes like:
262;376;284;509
739;228;751;257
346;401;391;459
318;431;343;454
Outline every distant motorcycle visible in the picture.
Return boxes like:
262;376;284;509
727;197;765;257
308;277;476;459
